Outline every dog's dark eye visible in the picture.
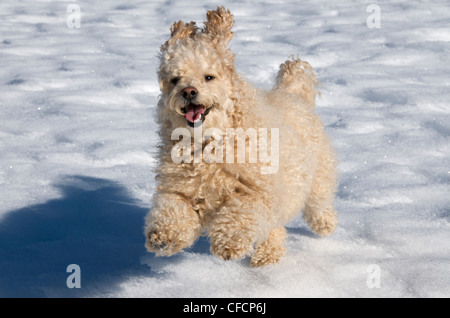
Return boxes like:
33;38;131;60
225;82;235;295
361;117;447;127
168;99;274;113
170;77;180;85
205;75;215;82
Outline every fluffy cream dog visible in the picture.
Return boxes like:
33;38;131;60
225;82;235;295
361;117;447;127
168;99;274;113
145;7;338;266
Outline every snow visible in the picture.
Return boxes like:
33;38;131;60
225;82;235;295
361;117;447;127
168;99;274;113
0;0;449;298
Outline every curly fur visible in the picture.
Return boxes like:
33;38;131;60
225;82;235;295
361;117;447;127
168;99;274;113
144;7;338;266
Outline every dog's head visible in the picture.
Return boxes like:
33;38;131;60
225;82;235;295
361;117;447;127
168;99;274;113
157;7;238;131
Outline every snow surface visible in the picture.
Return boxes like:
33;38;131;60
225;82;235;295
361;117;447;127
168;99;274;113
0;0;449;298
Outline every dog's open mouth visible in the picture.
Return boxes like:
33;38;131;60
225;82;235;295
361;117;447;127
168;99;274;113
182;103;212;127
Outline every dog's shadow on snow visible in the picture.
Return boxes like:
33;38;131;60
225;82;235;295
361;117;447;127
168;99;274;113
0;175;180;297
0;175;319;297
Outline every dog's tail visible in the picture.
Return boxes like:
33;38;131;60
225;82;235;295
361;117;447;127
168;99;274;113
273;57;318;106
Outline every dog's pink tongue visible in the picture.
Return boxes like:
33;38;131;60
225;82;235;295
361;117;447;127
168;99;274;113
185;104;205;122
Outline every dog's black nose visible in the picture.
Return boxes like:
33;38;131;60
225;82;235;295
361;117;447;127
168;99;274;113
181;86;198;99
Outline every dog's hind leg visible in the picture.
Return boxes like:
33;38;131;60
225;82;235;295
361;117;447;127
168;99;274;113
303;144;338;236
250;227;287;267
273;58;318;106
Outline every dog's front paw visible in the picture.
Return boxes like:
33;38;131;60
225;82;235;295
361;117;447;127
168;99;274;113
209;235;253;261
145;229;187;256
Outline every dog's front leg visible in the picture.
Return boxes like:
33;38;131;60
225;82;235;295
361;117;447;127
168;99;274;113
208;199;265;261
145;193;202;256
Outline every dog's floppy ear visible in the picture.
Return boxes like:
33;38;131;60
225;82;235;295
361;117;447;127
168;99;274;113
170;20;197;39
203;6;234;45
160;20;198;52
